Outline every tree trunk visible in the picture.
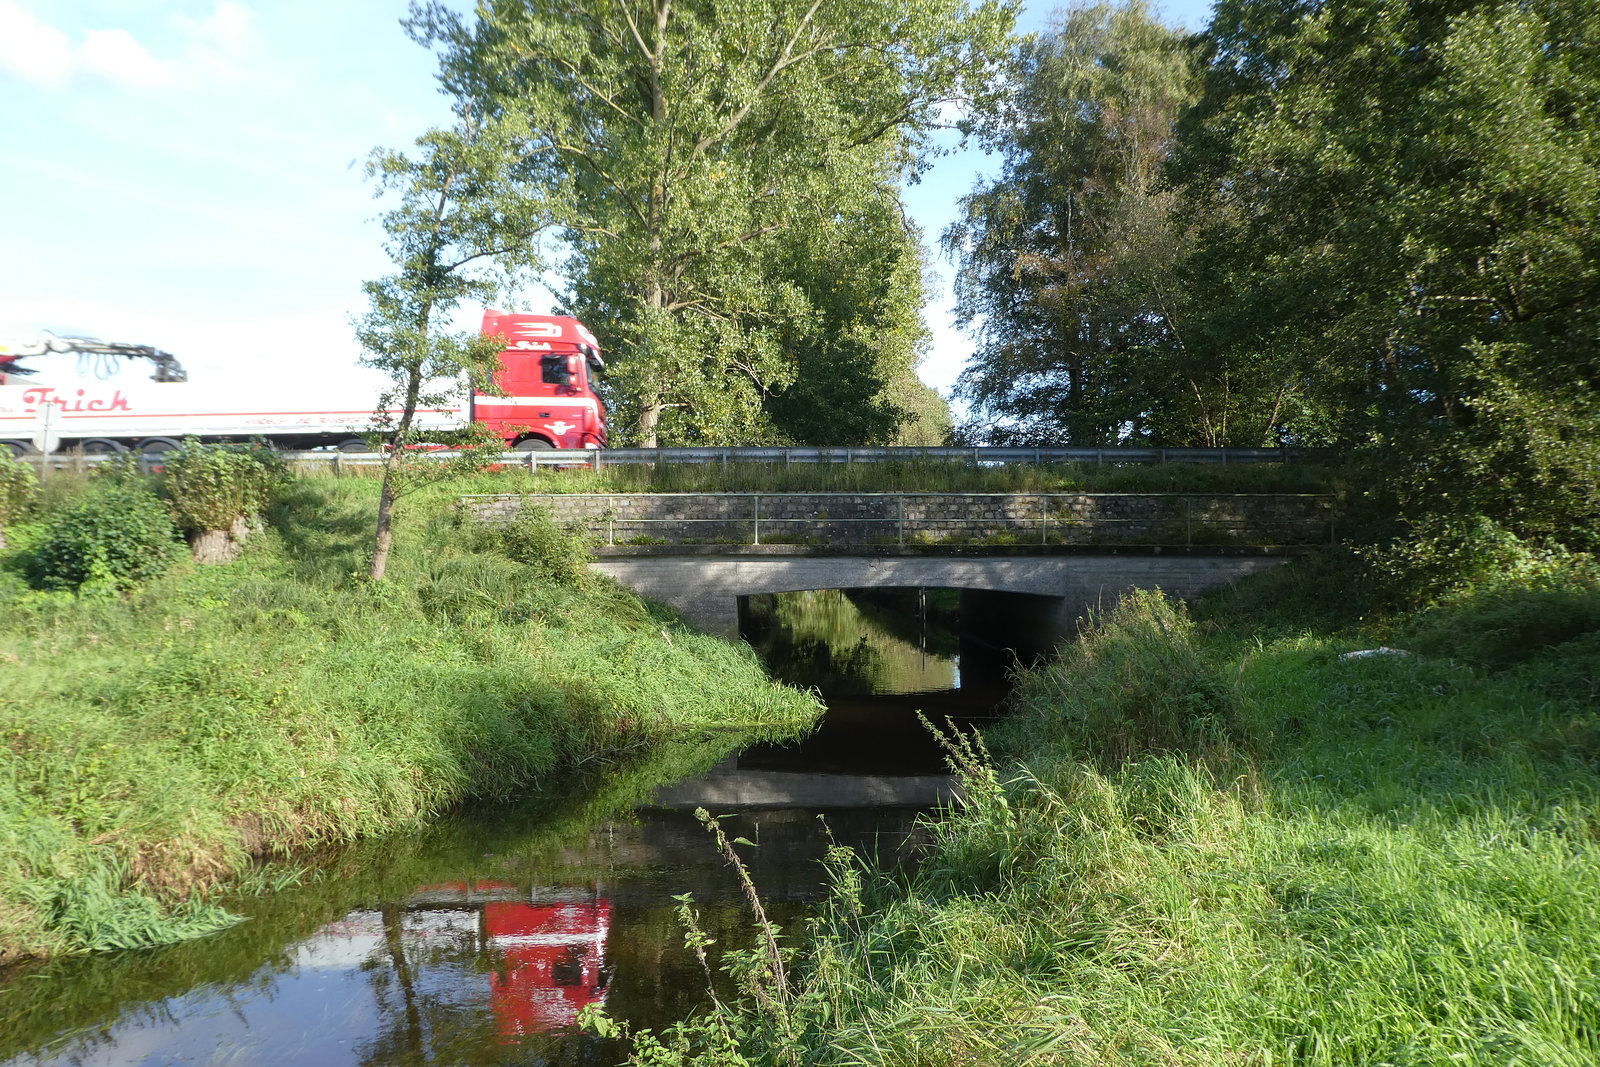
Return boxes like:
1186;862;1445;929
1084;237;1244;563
638;398;663;449
189;515;252;564
370;464;399;581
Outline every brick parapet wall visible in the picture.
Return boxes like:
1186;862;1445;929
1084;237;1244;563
464;492;1335;548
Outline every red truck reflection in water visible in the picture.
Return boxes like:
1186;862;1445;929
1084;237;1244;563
408;881;612;1038
486;899;613;1037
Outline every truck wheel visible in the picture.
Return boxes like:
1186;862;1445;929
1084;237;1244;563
137;437;182;457
337;439;369;453
80;438;128;455
514;437;555;451
1;440;31;459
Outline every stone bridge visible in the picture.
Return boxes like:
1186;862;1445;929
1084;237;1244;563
466;491;1331;643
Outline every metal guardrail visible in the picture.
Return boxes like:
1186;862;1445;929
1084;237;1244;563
12;444;1310;474
463;490;1339;548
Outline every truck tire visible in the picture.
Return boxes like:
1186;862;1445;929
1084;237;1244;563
1;440;30;459
337;439;369;453
137;437;182;456
80;438;128;454
514;437;555;451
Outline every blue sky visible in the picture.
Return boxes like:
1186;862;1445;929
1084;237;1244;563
0;0;1214;402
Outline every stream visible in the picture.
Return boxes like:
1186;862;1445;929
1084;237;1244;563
0;588;1012;1066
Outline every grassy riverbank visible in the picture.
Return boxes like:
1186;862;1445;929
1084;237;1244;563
0;473;821;967
652;551;1600;1065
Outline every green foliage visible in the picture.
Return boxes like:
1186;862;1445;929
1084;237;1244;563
1360;514;1585;608
358;98;552;578
413;0;1016;446
0;448;37;525
947;1;1207;445
471;501;595;588
1403;558;1600;670
1176;0;1600;541
760;183;939;447
25;484;178;593
998;588;1248;765
31;862;240;954
955;0;1599;544
0;474;821;964
651;561;1600;1066
161;438;289;532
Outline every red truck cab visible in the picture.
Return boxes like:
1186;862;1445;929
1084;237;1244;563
476;312;607;449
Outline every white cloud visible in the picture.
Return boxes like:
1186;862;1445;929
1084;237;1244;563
172;1;261;86
80;27;173;90
0;0;72;87
0;1;259;91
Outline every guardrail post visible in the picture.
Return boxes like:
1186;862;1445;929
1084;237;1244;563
1041;494;1048;545
333;452;342;478
608;495;615;546
753;494;761;545
898;494;904;546
1186;496;1193;546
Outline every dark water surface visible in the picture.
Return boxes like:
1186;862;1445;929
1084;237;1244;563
1;587;1007;1065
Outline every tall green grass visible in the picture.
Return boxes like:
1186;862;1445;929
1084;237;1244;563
638;567;1600;1066
0;475;820;964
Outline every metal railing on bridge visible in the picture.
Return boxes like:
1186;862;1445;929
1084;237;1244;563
10;444;1312;476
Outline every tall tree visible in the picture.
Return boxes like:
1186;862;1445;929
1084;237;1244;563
762;176;939;445
1178;0;1600;539
357;104;549;580
946;1;1202;445
407;0;1015;446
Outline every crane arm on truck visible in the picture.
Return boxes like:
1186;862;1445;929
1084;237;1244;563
0;333;188;383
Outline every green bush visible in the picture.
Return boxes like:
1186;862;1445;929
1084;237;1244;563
26;485;179;592
0;449;37;523
488;502;594;587
1359;514;1579;607
1403;560;1600;670
161;438;289;533
999;588;1248;765
0;450;38;549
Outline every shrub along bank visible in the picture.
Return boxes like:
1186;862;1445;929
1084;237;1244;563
630;546;1600;1065
0;472;821;966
